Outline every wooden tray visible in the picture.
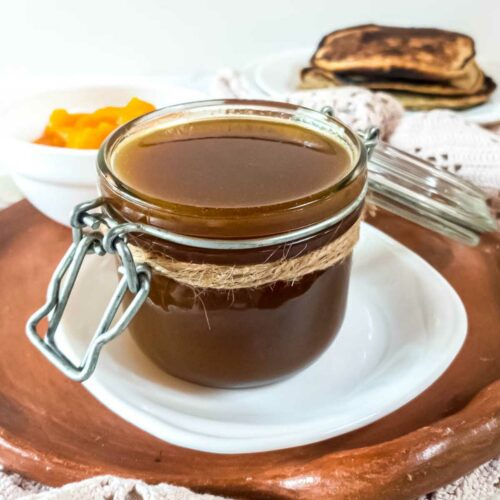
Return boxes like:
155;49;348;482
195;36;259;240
0;201;499;499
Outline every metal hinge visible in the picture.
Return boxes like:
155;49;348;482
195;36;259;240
26;198;151;381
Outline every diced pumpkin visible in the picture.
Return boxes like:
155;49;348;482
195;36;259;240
34;98;156;149
117;97;156;125
34;128;66;147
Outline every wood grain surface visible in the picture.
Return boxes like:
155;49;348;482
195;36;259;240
0;201;498;499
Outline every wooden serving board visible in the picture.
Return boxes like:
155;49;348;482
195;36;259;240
0;201;499;499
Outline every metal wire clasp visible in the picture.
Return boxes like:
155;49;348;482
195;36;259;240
26;198;151;382
320;106;380;160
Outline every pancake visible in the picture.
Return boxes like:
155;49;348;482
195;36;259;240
389;77;497;110
300;61;485;96
311;24;476;81
300;68;495;110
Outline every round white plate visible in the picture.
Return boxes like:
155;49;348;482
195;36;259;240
247;48;500;124
58;223;466;454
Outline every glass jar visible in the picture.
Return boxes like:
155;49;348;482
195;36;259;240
97;100;366;388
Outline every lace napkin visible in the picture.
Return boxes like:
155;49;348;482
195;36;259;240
0;470;226;499
1;461;499;499
390;110;500;219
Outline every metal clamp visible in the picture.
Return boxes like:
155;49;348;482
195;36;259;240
320;106;380;160
26;199;151;382
359;126;380;159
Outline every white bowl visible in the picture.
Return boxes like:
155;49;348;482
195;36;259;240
0;83;206;225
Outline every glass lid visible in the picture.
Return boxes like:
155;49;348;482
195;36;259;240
360;128;496;246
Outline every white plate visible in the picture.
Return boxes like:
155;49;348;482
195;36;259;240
58;223;466;454
247;48;500;124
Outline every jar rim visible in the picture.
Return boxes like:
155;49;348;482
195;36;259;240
97;99;367;239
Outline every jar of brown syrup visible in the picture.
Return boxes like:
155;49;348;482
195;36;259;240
27;100;368;388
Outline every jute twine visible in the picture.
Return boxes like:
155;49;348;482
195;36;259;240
129;219;360;290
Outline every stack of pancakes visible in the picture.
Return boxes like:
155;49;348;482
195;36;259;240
300;25;496;110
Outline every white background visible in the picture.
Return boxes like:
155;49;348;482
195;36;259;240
1;0;499;78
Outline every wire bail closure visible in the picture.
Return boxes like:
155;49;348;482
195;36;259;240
26;198;151;382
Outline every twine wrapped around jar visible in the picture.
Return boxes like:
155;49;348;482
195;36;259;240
129;219;360;290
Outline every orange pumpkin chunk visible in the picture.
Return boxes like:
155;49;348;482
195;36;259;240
34;98;155;149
